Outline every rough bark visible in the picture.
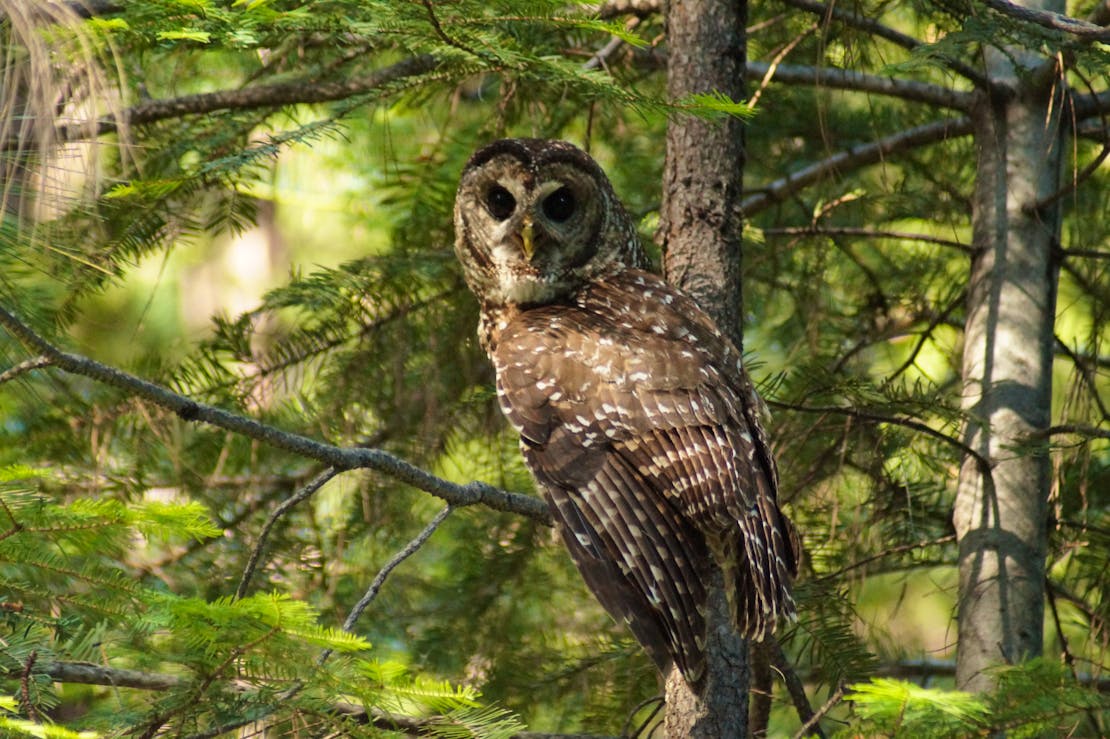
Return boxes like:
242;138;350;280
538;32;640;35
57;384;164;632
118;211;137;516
953;18;1064;692
663;571;750;737
658;0;750;734
658;0;746;347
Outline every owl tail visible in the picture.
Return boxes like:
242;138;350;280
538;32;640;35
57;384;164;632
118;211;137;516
718;509;799;641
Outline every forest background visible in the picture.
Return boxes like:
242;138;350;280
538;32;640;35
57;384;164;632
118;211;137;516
0;0;1109;736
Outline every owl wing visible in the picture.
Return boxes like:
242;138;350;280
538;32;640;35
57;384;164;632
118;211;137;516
492;270;796;686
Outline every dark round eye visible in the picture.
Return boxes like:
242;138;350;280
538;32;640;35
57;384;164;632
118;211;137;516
542;186;576;222
485;185;516;221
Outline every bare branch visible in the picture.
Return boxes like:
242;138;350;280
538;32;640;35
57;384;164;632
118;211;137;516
0;355;52;385
341;504;454;633
1075;90;1110;123
236;467;342;599
317;505;455;666
1042;424;1110;440
792;685;845;739
748;61;973;111
64;1;122;18
0;302;552;525
980;0;1110;41
740;117;974;217
769;639;825;738
817;535;958;582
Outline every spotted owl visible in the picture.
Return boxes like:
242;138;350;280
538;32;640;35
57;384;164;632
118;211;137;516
453;138;798;688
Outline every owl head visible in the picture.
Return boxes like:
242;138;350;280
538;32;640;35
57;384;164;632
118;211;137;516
454;138;646;307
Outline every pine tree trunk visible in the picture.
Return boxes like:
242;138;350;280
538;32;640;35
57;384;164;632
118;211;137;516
953;20;1063;692
657;0;749;733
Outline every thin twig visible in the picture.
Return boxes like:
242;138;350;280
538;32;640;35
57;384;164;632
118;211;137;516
749;25;818;109
0;302;551;525
235;467;341;599
341;503;454;632
760;226;971;252
818;535;957;582
792;684;845;739
318;505;455;665
0;355;52;385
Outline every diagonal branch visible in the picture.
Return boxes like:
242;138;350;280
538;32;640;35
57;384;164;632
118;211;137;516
0;303;551;525
741;117;974;217
236;467;342;599
22;55;441;149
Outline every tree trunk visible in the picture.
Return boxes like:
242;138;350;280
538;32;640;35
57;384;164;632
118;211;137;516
953;21;1064;692
657;0;749;733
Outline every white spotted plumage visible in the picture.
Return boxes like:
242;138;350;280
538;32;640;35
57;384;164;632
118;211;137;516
455;138;799;690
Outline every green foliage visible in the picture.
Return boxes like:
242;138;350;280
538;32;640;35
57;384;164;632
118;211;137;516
842;660;1110;737
843;678;990;737
0;0;1107;735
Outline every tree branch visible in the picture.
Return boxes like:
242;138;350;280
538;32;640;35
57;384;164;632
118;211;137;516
776;0;990;88
740;117;974;217
747;61;972;111
766;398;992;474
760;226;971;252
0;355;52;385
335;505;453;642
1074;89;1110;122
980;0;1110;41
35;55;441;147
236;467;342;599
0;303;552;525
11;661;618;739
791;685;845;739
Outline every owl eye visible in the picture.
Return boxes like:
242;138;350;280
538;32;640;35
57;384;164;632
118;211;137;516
542;187;576;222
485;185;516;221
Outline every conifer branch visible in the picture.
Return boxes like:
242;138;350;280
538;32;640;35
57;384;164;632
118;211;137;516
740;117;974;216
776;0;990;88
766;399;991;473
0;302;552;525
8;659;621;739
34;55;441;147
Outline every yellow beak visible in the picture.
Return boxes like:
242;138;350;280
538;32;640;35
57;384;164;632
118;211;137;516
521;217;534;261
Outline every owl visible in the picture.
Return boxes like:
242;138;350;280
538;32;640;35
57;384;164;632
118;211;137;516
453;138;798;688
